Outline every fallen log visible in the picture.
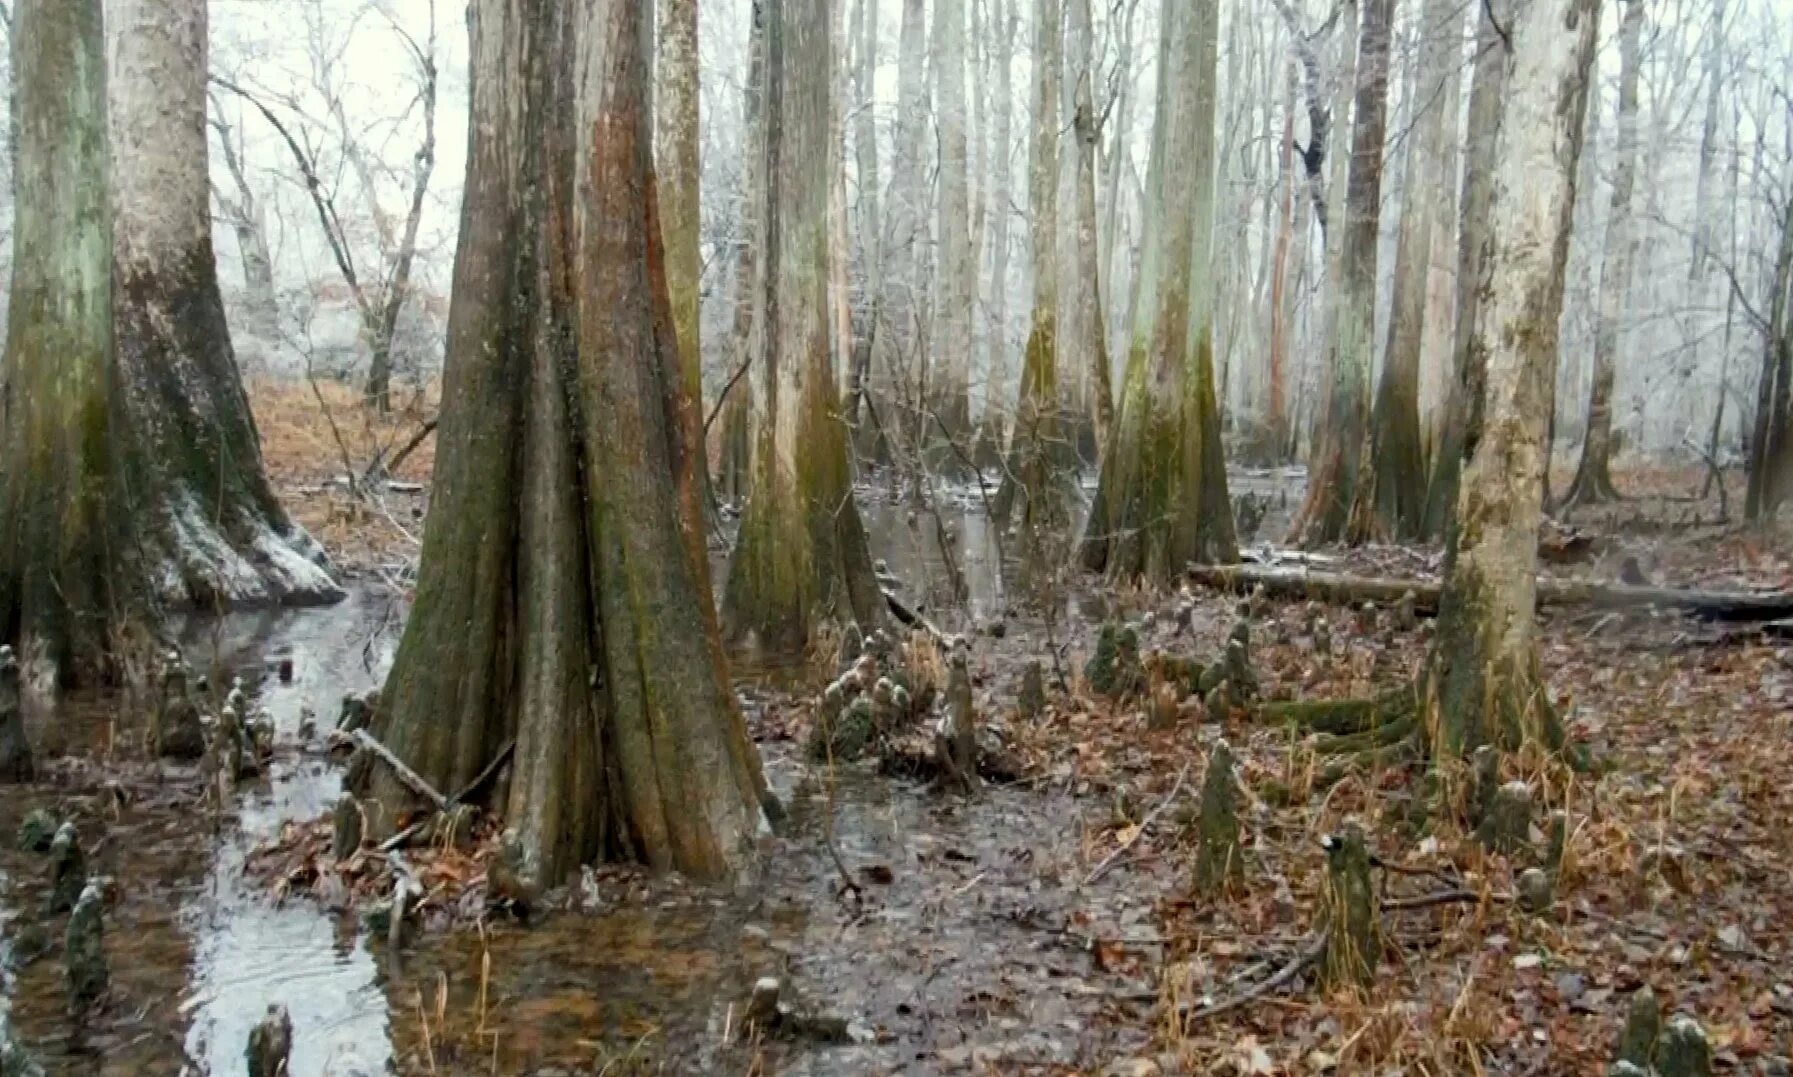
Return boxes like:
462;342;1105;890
334;728;449;812
1187;564;1793;623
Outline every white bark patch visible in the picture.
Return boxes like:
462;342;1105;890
108;0;212;274
156;492;343;608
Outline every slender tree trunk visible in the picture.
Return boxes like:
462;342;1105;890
725;0;885;655
886;0;929;456
1291;0;1394;545
848;0;881;443
364;0;766;888
656;0;718;528
1562;0;1644;507
1745;189;1793;521
1426;0;1601;759
1422;0;1510;538
993;0;1079;532
1066;0;1110;462
1263;57;1298;461
1369;0;1460;537
976;0;1015;467
1079;0;1236;582
719;0;768;502
1101;0;1137;363
929;0;974;452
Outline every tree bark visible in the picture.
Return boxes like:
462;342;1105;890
656;0;717;528
1291;0;1393;546
1067;0;1111;461
1078;0;1236;583
1421;0;1510;539
1562;0;1644;508
365;0;766;886
0;0;340;687
977;0;1016;464
1426;0;1601;759
929;0;974;449
1370;0;1461;537
724;0;886;656
992;0;1080;533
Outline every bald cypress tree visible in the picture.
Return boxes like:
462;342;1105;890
363;0;767;886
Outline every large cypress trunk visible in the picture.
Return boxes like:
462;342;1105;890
724;0;885;657
0;0;339;688
1078;0;1235;584
1067;0;1111;461
1291;0;1395;546
1561;0;1644;508
1426;0;1601;759
1369;0;1461;538
365;0;766;886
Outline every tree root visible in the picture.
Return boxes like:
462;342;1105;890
1260;690;1414;736
1173;931;1327;1024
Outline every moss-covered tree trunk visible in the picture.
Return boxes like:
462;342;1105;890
0;0;340;687
1422;0;1510;539
364;0;766;887
1425;0;1600;760
1369;0;1461;538
656;0;719;530
993;0;1080;533
1562;0;1643;508
1078;0;1235;584
724;0;885;657
1292;0;1394;546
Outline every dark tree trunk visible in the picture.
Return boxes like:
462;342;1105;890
364;0;767;887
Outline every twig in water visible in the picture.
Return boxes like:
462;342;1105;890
1083;760;1192;886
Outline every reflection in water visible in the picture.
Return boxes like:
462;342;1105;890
176;588;398;1076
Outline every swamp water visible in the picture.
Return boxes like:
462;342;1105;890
0;488;1157;1074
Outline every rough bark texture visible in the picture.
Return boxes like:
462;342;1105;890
1563;0;1643;508
0;0;338;688
1370;0;1461;537
725;0;885;656
1746;190;1793;521
1422;0;1510;539
1426;0;1600;760
366;0;766;887
1294;0;1394;546
656;0;716;525
1078;0;1236;583
848;0;881;443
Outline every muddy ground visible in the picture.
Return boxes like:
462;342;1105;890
0;390;1789;1075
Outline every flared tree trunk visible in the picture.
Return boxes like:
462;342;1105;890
0;0;339;687
929;0;974;449
1369;0;1461;538
1292;0;1394;546
1562;0;1643;508
992;0;1079;532
364;0;766;887
1079;0;1236;583
976;0;1016;466
724;0;885;657
1426;0;1600;759
1421;0;1510;539
1067;0;1111;462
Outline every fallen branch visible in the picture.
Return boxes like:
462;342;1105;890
1175;931;1328;1023
1188;563;1793;623
364;416;438;487
883;588;946;642
377;739;515;853
336;728;448;812
1083;760;1192;887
